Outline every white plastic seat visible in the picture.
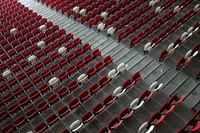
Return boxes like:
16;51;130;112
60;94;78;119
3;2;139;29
117;63;128;73
149;1;156;7
27;131;34;133
73;6;79;13
101;12;108;19
185;50;198;59
174;6;181;13
28;55;37;64
58;47;67;55
167;43;174;52
80;9;86;15
77;74;88;84
37;41;46;49
112;86;126;98
155;6;162;13
49;77;59;87
129;98;144;110
148;81;163;92
180;32;188;40
108;69;118;79
144;42;154;53
70;120;83;132
39;24;47;32
10;28;18;35
194;4;200;12
107;27;116;36
97;23;105;31
187;27;194;37
137;122;154;133
3;69;12;78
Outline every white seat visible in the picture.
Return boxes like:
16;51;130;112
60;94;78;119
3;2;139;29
194;4;200;12
39;24;47;32
129;98;144;110
49;77;59;87
37;41;45;49
149;1;156;7
77;74;88;84
73;6;79;13
117;63;128;73
28;55;37;64
79;9;86;15
112;86;126;98
10;28;18;35
184;50;192;59
149;81;163;92
107;27;116;36
108;69;118;79
137;122;154;133
155;6;162;13
3;69;11;78
144;42;153;52
166;43;174;52
27;131;34;133
187;27;194;37
97;23;105;31
101;11;108;19
174;6;181;13
58;47;67;55
180;32;188;40
70;120;83;132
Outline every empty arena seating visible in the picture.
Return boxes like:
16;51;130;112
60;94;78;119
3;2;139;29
1;0;200;133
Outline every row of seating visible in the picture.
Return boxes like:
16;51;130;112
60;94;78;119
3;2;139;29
34;63;126;133
98;81;163;133
137;93;184;133
176;108;200;133
159;22;200;61
131;0;195;47
144;5;199;54
69;71;145;132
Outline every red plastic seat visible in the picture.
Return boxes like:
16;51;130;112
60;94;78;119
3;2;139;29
50;64;59;74
66;33;73;41
92;49;101;58
169;93;184;105
79;90;90;102
108;116;123;129
74;37;82;46
26;108;37;120
159;102;175;115
60;129;70;133
139;90;154;101
93;103;105;115
67;80;78;91
83;43;91;52
58;106;70;118
82;111;94;123
39;83;50;94
148;112;165;125
119;107;134;120
37;101;49;112
19;96;30;107
14;115;26;128
67;53;76;63
122;79;134;89
89;83;100;95
84;54;93;64
35;122;47;133
104;55;113;66
132;71;144;82
68;98;80;109
2;93;14;103
95;61;104;72
48;93;59;105
67;65;76;75
99;76;110;87
103;94;116;106
98;127;111;133
2;124;14;133
46;114;59;126
0;111;9;122
58;86;69;98
58;58;68;68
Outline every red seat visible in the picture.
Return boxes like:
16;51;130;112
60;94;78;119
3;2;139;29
26;108;37;120
76;60;85;70
92;49;101;58
39;83;50;94
159;102;175;115
58;71;68;81
132;71;144;82
148;112;165;125
87;67;96;78
98;127;111;133
79;90;90;102
83;43;91;52
2;93;14;103
2;124;14;133
58;86;69;98
139;90;154;101
19;96;30;107
67;53;76;63
176;56;190;69
89;83;100;95
169;93;184;105
103;94;116;106
95;61;104;72
68;98;80;109
48;93;59;105
108;116;123;129
68;80;78;91
50;64;59;74
35;122;47;133
67;65;76;75
8;103;20;114
104;55;113;66
58;106;70;118
46;114;59;126
29;90;40;101
82;111;94;123
122;79;134;89
66;33;73;41
84;54;93;64
74;37;82;46
58;58;68;68
37;101;49;112
75;48;83;57
14;115;26;128
60;129;70;133
0;111;9;122
99;76;110;87
119;107;134;120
